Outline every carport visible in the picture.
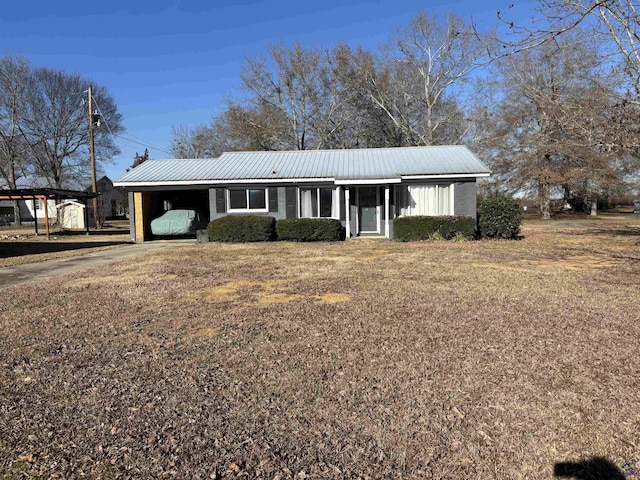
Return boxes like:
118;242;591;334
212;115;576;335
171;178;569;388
0;188;99;240
128;187;210;241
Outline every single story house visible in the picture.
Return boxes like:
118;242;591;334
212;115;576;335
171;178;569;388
113;146;491;242
0;198;58;223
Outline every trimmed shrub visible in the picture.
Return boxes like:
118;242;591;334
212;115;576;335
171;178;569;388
393;215;476;242
478;196;522;239
207;215;276;242
276;218;346;242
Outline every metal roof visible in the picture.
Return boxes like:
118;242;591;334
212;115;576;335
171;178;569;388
114;146;490;186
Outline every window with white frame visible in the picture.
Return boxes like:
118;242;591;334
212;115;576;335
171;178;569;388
399;184;453;216
299;187;340;218
228;188;268;212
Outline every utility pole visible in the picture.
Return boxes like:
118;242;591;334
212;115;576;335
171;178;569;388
88;86;98;229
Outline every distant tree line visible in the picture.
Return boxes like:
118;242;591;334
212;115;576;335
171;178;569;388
172;2;640;218
0;55;123;224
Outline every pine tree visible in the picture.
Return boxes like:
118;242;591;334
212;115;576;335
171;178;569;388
128;148;149;171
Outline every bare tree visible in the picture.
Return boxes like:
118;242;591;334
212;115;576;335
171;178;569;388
486;0;640;212
0;55;31;224
496;1;640;100
328;46;408;147
483;34;624;218
18;68;123;189
363;11;486;146
170;99;295;158
299;43;370;149
232;16;487;152
170;125;219;158
94;199;107;230
240;41;330;150
222;101;298;151
172;43;381;155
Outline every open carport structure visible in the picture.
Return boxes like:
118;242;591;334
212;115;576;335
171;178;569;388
0;188;99;240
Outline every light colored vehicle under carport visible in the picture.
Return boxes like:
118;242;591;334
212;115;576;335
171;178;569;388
150;209;201;236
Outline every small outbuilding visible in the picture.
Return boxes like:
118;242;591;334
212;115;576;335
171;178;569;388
58;200;87;230
114;145;491;242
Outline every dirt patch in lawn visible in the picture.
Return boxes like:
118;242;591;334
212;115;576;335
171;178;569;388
204;280;351;306
316;292;352;303
258;292;305;304
474;253;618;272
194;327;221;337
1;216;639;479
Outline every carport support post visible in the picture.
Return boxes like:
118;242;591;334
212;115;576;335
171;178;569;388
128;191;135;242
133;192;145;242
32;198;38;236
42;196;50;240
84;200;90;235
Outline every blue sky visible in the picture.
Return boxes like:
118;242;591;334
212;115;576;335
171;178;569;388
0;0;532;181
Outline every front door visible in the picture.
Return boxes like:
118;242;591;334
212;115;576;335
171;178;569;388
358;187;379;233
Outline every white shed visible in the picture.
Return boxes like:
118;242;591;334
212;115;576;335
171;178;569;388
58;200;87;230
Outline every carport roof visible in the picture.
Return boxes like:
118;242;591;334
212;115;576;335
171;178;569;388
0;188;99;201
114;145;490;186
0;188;99;240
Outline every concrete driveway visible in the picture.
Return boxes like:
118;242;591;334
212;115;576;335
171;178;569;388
0;241;178;289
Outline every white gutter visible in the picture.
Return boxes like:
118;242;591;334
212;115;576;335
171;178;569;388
334;178;402;185
401;173;490;179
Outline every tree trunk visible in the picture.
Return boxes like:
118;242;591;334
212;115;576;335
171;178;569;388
426;104;434;146
12;200;21;226
8;159;21;225
590;196;598;216
539;182;551;220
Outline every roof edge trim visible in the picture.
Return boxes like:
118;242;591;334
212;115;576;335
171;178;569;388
114;177;337;187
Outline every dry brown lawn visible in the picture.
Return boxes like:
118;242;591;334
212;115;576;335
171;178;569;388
1;215;639;479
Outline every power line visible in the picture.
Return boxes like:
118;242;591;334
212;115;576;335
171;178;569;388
118;130;170;152
114;134;173;156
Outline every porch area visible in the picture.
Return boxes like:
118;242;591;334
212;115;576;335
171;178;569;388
343;184;394;239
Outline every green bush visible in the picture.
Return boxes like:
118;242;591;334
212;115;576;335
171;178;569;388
207;215;276;242
477;196;522;239
276;218;345;241
393;215;476;242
